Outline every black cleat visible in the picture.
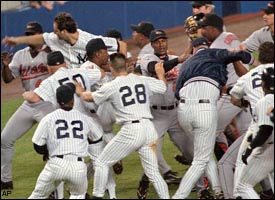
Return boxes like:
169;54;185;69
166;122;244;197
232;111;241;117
198;188;214;199
174;154;192;165
163;170;181;185
1;181;13;190
137;180;149;199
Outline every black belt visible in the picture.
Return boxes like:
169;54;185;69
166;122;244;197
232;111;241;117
152;103;178;110
180;99;210;103
131;120;140;123
56;155;82;162
90;110;96;114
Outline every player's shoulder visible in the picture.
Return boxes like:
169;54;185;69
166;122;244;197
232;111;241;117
257;94;274;108
80;60;99;69
13;46;31;56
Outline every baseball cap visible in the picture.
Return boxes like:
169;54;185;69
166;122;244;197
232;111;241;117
56;82;76;105
130;21;155;38
25;21;43;35
197;13;223;31
86;38;112;55
191;1;213;8
191;36;210;47
47;51;65;66
150;29;168;42
261;2;274;14
106;29;123;40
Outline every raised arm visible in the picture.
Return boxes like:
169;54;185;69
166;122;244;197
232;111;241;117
1;52;14;83
2;34;45;49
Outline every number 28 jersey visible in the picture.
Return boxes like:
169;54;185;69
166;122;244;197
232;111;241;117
230;63;274;114
92;73;167;125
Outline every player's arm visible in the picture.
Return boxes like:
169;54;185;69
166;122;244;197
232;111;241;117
75;81;94;102
118;41;127;57
218;49;254;65
233;61;248;77
154;62;167;87
2;34;45;49
22;91;42;103
1;51;14;83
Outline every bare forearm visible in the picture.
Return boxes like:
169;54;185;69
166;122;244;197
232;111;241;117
13;34;44;46
118;41;127;57
233;61;248;77
2;65;14;83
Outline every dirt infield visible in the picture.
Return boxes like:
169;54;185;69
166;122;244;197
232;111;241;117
1;13;264;102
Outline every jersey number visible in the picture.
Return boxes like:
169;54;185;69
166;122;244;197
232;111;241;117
58;74;86;90
56;120;84;139
119;84;146;107
251;72;262;89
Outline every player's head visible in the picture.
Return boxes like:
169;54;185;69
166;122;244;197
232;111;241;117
86;38;110;66
258;42;274;64
47;51;66;74
109;53;127;76
261;67;274;94
131;21;155;48
191;36;210;52
106;29;123;41
261;2;274;27
198;13;223;42
150;30;168;56
191;1;215;15
25;21;43;36
53;12;78;41
56;82;76;111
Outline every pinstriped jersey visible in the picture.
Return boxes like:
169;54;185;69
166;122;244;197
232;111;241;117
139;54;180;106
34;67;102;115
230;64;274;116
92;73;167;124
32;108;103;157
43;29;118;69
210;32;249;88
255;94;274;143
241;27;274;52
8;46;49;91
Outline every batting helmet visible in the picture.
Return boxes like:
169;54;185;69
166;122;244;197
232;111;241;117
262;67;274;91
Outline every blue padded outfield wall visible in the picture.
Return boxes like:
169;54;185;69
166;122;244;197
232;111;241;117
1;1;269;52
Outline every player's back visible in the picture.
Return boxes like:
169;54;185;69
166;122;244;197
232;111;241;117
33;109;92;158
98;73;166;124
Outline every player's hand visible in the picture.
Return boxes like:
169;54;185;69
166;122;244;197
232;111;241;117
1;51;13;66
2;36;19;50
74;81;85;96
241;147;252;165
43;153;49;162
240;98;250;108
155;62;165;76
81;91;93;102
178;53;191;63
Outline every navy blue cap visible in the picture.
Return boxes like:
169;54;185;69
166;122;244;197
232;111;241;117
56;82;76;105
191;36;210;47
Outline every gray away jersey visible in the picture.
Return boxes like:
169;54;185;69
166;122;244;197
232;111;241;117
8;46;49;91
32;108;103;158
43;29;118;69
92;73;167;124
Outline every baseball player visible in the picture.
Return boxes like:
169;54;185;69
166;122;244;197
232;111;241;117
75;52;170;199
1;22;54;190
173;36;255;199
29;82;104;199
235;67;274;199
239;2;274;53
219;41;274;199
2;12;127;69
136;29;192;199
198;13;252;158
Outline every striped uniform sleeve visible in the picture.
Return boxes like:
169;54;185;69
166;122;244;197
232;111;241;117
34;78;55;103
79;68;102;86
141;76;167;95
32;116;49;146
86;116;104;142
256;99;274;127
92;82;114;106
229;75;247;99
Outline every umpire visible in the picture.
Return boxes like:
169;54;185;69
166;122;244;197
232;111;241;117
173;37;255;199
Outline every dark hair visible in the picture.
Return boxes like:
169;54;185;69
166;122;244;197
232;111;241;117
258;42;274;64
54;12;77;33
110;53;127;72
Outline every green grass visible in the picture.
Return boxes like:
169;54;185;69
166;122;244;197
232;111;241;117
1;99;262;199
1;99;196;199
